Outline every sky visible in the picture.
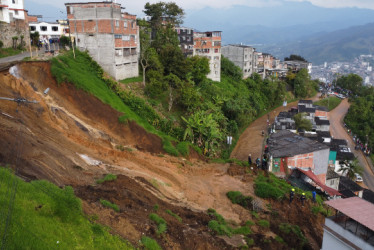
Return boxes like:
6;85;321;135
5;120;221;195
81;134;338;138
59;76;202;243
26;0;374;18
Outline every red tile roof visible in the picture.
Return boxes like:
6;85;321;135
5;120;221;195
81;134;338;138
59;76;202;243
298;169;341;196
325;197;374;231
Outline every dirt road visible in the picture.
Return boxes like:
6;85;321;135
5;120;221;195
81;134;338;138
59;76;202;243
329;99;374;191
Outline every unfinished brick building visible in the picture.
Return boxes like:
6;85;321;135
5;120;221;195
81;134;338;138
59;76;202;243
193;31;222;82
65;2;139;80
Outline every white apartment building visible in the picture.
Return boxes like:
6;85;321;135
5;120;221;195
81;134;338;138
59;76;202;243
0;0;26;23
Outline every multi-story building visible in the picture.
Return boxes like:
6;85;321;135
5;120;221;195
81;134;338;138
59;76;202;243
65;2;139;80
175;27;193;56
221;44;255;79
0;0;26;23
193;31;221;82
0;0;29;48
29;21;67;40
284;60;312;74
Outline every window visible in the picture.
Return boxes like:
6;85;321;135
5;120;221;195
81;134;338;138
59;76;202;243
245;55;247;59
115;49;122;56
182;36;185;41
124;21;128;28
30;26;36;31
214;48;219;53
214;56;219;60
114;34;122;39
12;0;16;3
14;10;18;15
40;26;47;31
131;21;135;29
122;35;130;41
115;20;119;27
130;35;136;41
124;48;130;56
52;26;58;32
213;41;221;47
187;29;191;34
131;48;136;55
186;36;190;42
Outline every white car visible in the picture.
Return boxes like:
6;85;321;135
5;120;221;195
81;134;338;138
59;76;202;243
354;173;363;182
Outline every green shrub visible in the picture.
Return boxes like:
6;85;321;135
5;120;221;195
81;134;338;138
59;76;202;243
52;185;82;223
176;141;190;157
91;223;104;235
251;211;260;219
226;191;253;208
96;174;117;184
162;139;179;156
149;213;167;235
246;238;255;246
208;220;232;236
258;220;270;228
141;236;162;250
279;223;308;247
153;204;159;211
232;226;252;235
100;199;120;212
165;209;182;222
274;235;284;243
245;220;255;226
0;40;3;48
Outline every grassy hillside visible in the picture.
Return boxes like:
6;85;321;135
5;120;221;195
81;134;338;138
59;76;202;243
51;50;182;156
0;167;133;249
313;96;341;111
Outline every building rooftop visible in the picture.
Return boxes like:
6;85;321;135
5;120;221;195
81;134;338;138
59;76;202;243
339;176;363;192
363;189;374;204
326;168;340;180
268;130;329;158
298;105;316;113
315;117;330;125
299;100;313;104
325;197;374;232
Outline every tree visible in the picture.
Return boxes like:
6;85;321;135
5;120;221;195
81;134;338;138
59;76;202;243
293;113;312;131
186;56;209;85
143;2;185;30
138;19;152;86
334;73;363;96
59;35;70;47
338;160;363;180
30;32;39;47
284;54;307;62
221;56;242;80
164;73;182;111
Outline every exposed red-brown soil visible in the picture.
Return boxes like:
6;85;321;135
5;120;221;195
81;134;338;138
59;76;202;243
0;61;325;249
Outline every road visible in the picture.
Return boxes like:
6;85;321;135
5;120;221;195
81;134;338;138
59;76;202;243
329;99;374;191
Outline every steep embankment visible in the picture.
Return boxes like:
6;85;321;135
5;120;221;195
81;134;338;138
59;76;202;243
0;58;325;249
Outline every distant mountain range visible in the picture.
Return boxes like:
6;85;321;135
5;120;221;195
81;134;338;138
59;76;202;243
259;22;374;65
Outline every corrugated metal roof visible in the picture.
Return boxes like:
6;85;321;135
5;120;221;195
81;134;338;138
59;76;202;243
325;197;374;232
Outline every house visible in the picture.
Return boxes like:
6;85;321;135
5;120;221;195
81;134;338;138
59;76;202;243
29;21;67;40
274;111;296;131
322;197;374;249
315;117;330;132
284;60;312;74
325;168;340;191
193;31;221;82
65;2;139;80
315;105;328;118
268;130;330;184
175;27;193;56
221;44;255;79
338;176;363;198
0;0;30;48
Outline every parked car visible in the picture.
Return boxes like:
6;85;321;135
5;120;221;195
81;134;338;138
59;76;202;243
354;173;363;183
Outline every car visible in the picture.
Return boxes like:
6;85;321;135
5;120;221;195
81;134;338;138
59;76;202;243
354;173;363;183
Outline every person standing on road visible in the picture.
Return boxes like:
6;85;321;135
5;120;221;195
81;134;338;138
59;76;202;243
248;154;252;166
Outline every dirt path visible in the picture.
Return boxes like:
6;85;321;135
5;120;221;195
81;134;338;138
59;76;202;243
231;95;320;161
328;99;374;191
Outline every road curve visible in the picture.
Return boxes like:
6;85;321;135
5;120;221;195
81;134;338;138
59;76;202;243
329;99;374;191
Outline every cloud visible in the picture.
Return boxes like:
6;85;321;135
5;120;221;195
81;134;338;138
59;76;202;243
287;0;374;9
27;0;374;17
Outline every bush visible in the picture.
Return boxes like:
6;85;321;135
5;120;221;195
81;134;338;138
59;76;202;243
165;209;182;222
278;223;308;247
162;139;179;156
176;141;190;157
226;191;253;208
141;236;162;250
232;226;252;235
258;220;270;228
149;213;167;235
96;174;117;184
0;40;3;48
100;199;120;212
208;220;232;236
254;181;284;200
52;185;82;223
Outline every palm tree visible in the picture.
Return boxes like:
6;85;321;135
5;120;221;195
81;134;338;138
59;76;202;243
338;159;363;180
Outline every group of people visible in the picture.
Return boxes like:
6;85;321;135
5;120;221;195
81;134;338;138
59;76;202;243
248;154;268;171
289;189;316;206
353;136;371;156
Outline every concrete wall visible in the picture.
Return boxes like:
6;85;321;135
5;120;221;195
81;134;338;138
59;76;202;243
221;45;254;79
313;148;330;179
326;177;339;190
0;19;30;48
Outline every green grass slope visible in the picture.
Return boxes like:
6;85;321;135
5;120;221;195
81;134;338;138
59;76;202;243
314;96;341;111
50;50;181;156
0;167;133;249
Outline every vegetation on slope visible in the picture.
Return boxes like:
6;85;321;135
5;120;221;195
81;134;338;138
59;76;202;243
0;167;132;249
314;96;341;111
